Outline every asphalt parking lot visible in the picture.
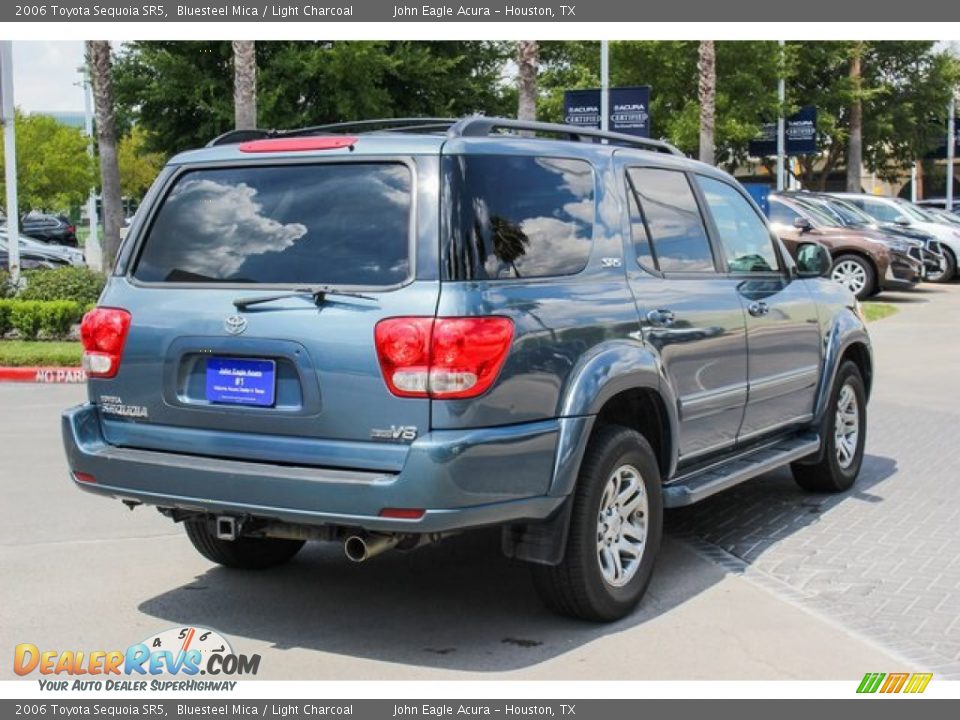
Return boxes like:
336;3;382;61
3;285;959;680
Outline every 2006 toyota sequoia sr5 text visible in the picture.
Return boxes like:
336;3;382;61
62;117;871;621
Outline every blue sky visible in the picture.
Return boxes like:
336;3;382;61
10;40;958;115
12;41;86;113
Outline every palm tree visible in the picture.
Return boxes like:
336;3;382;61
517;41;539;123
698;41;716;165
232;41;257;130
85;41;123;269
846;42;864;192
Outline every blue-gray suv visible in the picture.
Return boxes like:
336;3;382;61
62;117;872;621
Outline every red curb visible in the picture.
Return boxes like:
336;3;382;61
0;367;86;383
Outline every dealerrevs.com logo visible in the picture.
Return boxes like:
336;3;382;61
14;627;260;691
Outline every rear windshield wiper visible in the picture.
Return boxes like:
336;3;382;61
233;286;376;310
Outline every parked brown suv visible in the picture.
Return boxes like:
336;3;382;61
767;193;921;299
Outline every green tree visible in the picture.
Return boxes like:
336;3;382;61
113;41;514;156
0;112;95;212
787;41;958;189
117;125;166;200
538;41;781;169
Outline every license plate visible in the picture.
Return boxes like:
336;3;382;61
205;357;276;407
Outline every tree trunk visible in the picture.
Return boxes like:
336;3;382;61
86;41;123;271
698;41;716;165
517;41;539;123
232;40;258;130
846;42;863;192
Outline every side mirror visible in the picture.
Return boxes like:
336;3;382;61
793;217;813;232
795;242;832;278
894;216;911;226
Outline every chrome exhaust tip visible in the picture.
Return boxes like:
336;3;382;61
344;533;400;562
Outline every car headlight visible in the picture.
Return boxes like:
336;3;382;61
885;239;909;252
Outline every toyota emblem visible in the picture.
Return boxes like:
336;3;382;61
224;315;248;335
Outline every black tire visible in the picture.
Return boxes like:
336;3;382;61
830;254;876;300
791;361;867;493
184;518;305;570
926;247;956;284
532;425;663;622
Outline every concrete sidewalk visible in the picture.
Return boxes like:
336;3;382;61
0;382;900;680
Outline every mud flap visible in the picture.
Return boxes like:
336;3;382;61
501;497;573;566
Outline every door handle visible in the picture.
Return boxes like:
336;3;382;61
646;308;676;326
748;301;769;317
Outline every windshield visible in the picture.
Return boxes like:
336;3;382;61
893;200;932;222
794;197;844;225
826;199;874;225
133;162;413;286
796;200;837;227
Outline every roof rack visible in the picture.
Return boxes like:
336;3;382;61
280;118;458;136
206;128;274;147
447;116;684;156
206;116;684;157
206;118;458;147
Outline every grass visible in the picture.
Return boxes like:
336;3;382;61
0;341;83;367
862;302;899;323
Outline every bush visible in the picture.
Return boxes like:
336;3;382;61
19;266;106;306
9;301;43;340
0;270;15;299
0;299;10;335
0;299;85;340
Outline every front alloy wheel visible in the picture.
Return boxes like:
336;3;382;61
792;361;867;493
830;255;875;300
925;248;955;284
833;383;860;470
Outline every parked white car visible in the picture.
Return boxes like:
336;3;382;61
829;193;960;282
0;231;86;267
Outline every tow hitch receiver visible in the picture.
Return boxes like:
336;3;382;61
216;516;238;541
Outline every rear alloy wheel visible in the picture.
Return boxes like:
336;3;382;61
184;518;305;570
830;255;875;300
792;361;866;493
532;426;663;622
925;248;955;284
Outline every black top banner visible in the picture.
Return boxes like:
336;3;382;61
5;0;960;22
749;106;818;157
564;86;652;138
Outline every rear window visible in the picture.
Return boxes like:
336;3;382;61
442;155;595;280
133;163;412;286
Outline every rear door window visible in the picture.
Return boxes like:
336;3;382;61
133;163;412;286
442;155;595;280
626;167;716;272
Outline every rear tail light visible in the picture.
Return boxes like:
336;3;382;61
72;471;96;484
375;317;514;399
80;307;131;378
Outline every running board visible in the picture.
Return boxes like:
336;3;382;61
663;434;820;508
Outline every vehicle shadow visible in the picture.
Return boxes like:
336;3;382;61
138;528;730;674
138;454;896;674
872;292;930;304
666;453;897;564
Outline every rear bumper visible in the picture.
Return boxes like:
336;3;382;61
61;404;572;533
